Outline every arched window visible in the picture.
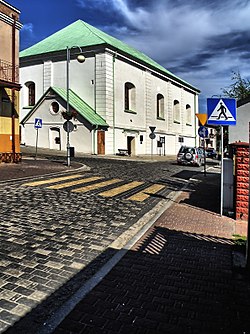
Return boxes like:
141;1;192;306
186;104;192;125
25;82;35;106
124;82;136;112
173;100;180;123
157;94;164;119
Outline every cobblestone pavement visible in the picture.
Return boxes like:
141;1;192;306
0;158;84;182
0;155;203;333
50;168;250;334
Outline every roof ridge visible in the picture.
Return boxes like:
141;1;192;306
20;20;199;92
80;20;107;45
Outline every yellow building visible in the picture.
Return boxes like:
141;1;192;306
0;0;22;162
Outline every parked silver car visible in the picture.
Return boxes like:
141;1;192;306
177;146;204;166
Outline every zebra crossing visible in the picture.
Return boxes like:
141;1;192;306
22;173;165;202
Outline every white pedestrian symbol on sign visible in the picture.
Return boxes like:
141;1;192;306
34;118;42;129
36;119;42;127
208;99;235;122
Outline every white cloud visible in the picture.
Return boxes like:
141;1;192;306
75;0;110;9
21;23;33;33
102;0;250;100
110;0;250;59
75;0;250;102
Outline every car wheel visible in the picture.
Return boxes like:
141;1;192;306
184;152;193;162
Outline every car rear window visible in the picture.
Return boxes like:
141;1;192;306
179;147;195;154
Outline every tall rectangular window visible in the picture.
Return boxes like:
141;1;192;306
173;100;180;123
157;94;164;119
26;82;35;106
186;104;192;125
124;82;136;112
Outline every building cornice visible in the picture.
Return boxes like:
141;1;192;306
0;0;20;14
105;47;200;95
0;12;22;29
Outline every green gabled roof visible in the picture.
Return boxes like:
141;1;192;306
20;20;199;92
52;87;108;127
21;86;108;127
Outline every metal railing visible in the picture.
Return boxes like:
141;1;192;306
0;59;19;83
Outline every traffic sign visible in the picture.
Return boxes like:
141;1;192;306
198;126;209;138
149;132;156;140
195;113;207;126
63;121;74;133
207;98;236;125
34;118;42;129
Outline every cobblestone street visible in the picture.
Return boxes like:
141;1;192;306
0;156;196;333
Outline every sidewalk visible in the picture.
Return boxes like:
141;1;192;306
46;169;249;333
20;145;177;162
0;156;85;182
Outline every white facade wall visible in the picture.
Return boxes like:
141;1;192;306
20;57;96;120
229;102;250;143
111;55;197;155
20;63;44;121
20;48;199;156
23;97;92;153
95;53;114;154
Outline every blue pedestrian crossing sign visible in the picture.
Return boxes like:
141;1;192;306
34;118;42;129
207;98;236;126
198;126;209;138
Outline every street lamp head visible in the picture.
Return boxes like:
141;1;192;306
77;54;85;63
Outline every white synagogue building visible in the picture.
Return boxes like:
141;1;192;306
20;20;200;156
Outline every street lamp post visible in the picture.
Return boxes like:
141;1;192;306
66;46;85;167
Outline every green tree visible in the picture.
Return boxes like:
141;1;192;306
222;71;250;100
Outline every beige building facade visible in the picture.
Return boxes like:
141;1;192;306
0;0;22;162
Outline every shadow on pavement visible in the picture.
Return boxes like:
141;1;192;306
176;171;220;214
53;227;249;333
6;226;250;334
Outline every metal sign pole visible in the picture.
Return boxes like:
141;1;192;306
151;138;153;159
35;128;38;160
149;127;156;159
220;125;224;216
203;143;206;177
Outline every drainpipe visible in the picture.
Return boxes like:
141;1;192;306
93;125;97;155
194;93;197;147
11;15;16;162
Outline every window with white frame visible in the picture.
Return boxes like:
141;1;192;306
186;104;192;125
157;94;164;119
173;99;180;123
124;82;136;112
25;82;35;106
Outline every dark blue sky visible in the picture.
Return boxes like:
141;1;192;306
9;0;250;110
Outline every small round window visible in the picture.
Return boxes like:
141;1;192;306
50;102;60;114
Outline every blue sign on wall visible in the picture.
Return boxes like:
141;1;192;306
34;118;42;129
207;98;236;126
